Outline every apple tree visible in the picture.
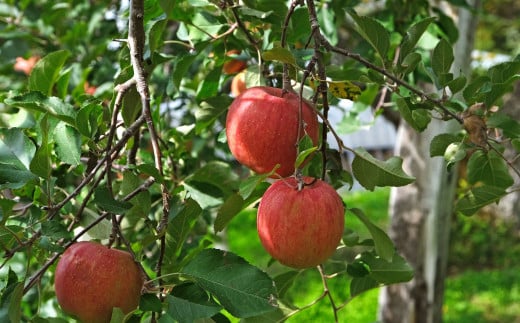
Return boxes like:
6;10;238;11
1;0;519;322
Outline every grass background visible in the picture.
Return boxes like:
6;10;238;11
226;188;520;322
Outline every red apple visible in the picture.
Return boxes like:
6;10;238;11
257;177;345;268
226;86;319;177
54;241;143;323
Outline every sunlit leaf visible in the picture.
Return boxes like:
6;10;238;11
467;150;514;189
29;50;70;95
455;186;508;216
400;17;437;61
262;47;296;66
349;11;390;63
53;122;81;166
181;249;277;318
214;193;244;233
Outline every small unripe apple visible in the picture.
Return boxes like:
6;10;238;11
226;86;319;177
257;177;345;268
54;241;143;323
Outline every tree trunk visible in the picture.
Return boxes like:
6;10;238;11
377;2;480;322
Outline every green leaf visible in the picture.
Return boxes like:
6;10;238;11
399;52;422;76
400;17;437;61
41;219;72;240
53;122;81;166
196;96;231;134
121;87;142;126
295;146;318;170
166;283;222;323
273;271;299;299
214;193;245;233
349;208;395;261
487;113;520;139
262;47;296;66
166;198;203;257
4;91;77;125
455;186;508;216
349;11;390;63
29;50;70;95
431;38;454;79
186;161;239;196
396;98;431;132
466;150;514;189
447;75;467;95
78;208;111;240
148;18;167;54
239;174;272;200
0;128;35;170
0;269;23;323
139;294;163;312
181;249;277;318
197;66;222;101
352;147;415;191
76;103;103;138
350;276;379;297
8;282;23;323
430;133;460;157
93;187;132;214
0;128;38;188
360;252;414;284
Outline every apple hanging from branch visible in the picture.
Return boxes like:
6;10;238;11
226;86;319;177
54;241;144;323
257;177;345;268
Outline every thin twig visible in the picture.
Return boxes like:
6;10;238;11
128;0;170;302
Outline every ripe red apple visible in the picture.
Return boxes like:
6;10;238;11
54;241;143;323
257;177;345;268
226;86;319;177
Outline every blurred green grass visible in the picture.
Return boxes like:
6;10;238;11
225;187;520;322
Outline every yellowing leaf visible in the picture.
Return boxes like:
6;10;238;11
327;80;362;100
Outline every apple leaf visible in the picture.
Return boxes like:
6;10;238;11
399;17;436;62
166;198;203;257
349;208;395;262
29;50;70;96
93;187;133;214
166;283;222;323
214;193;244;233
0;128;38;189
431;38;454;78
359;252;414;284
455;186;508;216
467;150;514;189
4;91;77;125
53;121;81;166
350;276;379;298
239;172;274;200
349;10;390;63
139;293;163;312
180;248;277;318
262;47;296;66
352;147;415;191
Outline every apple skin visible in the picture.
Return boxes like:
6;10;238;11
54;241;144;323
257;177;345;268
226;86;319;177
